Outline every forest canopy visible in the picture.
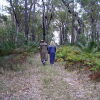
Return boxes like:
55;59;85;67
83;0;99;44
0;0;100;45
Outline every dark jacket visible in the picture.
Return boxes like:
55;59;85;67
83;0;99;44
48;46;56;54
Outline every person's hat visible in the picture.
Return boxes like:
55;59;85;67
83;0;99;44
40;40;44;42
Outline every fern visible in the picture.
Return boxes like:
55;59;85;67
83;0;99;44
56;46;100;71
77;41;98;53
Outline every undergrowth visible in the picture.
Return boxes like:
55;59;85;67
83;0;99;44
0;45;38;72
56;46;100;72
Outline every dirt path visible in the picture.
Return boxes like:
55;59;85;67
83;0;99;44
0;54;100;100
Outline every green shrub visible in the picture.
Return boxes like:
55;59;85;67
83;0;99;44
77;41;100;53
56;46;100;71
0;25;38;56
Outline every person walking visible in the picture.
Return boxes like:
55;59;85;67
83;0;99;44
39;40;48;65
48;41;56;64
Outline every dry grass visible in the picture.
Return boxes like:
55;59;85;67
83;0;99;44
0;54;100;100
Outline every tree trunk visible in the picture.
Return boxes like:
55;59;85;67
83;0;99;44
42;0;54;41
59;27;63;45
90;14;97;42
62;0;84;40
42;0;46;41
15;23;19;42
32;0;37;41
62;23;65;44
10;0;19;43
64;23;68;44
91;22;96;42
25;0;29;43
90;1;98;42
71;15;75;44
96;31;99;42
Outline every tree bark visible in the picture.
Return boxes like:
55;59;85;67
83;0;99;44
42;0;46;41
9;0;19;43
71;14;75;44
42;0;54;41
90;11;97;42
24;0;29;43
32;0;37;41
59;26;63;45
64;23;68;43
62;0;84;42
62;23;65;44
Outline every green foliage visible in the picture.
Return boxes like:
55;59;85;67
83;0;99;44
0;26;16;56
56;46;100;71
0;25;38;56
56;11;67;23
76;34;87;45
24;41;39;53
77;41;98;53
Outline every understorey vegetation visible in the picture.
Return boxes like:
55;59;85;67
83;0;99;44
56;43;100;80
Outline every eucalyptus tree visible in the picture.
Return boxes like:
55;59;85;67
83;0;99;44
24;0;38;42
31;0;37;41
42;0;55;41
7;0;37;43
24;0;28;43
77;0;100;42
55;10;70;44
61;0;84;44
8;0;21;42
